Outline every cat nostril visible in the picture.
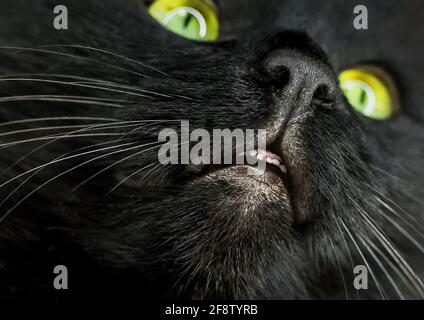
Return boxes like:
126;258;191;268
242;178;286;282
261;65;291;88
260;48;337;109
312;85;333;104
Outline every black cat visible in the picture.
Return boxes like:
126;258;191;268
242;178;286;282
0;0;423;300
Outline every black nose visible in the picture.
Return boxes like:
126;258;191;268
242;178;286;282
261;48;337;110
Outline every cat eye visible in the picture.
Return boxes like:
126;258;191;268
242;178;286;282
339;67;399;120
148;0;219;41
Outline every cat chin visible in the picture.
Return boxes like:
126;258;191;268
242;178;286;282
188;165;296;224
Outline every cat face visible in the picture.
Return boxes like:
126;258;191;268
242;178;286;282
0;0;423;299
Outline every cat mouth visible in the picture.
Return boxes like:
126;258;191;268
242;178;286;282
186;150;306;224
186;149;288;177
247;150;287;174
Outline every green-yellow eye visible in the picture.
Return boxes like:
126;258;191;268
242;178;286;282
339;67;399;120
148;0;219;41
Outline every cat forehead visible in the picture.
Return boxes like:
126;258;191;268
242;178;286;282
0;0;421;120
216;0;418;35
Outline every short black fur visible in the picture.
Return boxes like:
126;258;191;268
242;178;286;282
0;0;423;300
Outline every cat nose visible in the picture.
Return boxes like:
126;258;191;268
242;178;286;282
260;48;337;110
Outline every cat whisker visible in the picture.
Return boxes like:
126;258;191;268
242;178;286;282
73;81;183;100
0;95;137;108
0;120;169;138
2;125;123;175
40;44;172;78
0;46;151;79
0;116;121;128
1;120;153;175
328;237;349;300
0;138;134;209
359;214;424;297
0;96;124;108
107;163;157;195
0;73;120;86
0;72;193;101
1;117;176;185
0;123;113;138
348;196;424;297
0;142;137;190
371;164;424;202
361;235;415;298
0;133;122;149
118;121;168;139
375;197;424;254
0;118;174;148
71;141;164;192
0;78;168;101
363;185;424;254
357;234;405;300
334;219;359;300
72;136;191;193
364;183;424;234
338;217;388;300
138;163;162;184
0;142;161;223
106;163;162;196
360;184;424;254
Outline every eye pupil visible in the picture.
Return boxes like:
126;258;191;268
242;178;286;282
359;89;368;105
339;67;398;120
342;80;375;115
161;7;206;39
184;15;192;28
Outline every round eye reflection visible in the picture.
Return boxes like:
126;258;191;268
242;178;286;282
339;67;399;120
148;0;219;41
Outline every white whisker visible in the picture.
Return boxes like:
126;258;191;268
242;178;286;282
40;44;172;78
0;142;137;189
328;237;349;300
338;218;387;300
0;133;122;148
362;235;414;298
0;139;134;205
0;116;121;128
0;78;165;100
107;163;156;194
358;234;405;299
0;46;150;79
335;219;359;300
0;142;157;223
348;196;424;297
71;141;164;192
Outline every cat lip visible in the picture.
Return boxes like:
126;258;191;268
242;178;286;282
186;150;308;225
186;149;288;176
186;149;293;198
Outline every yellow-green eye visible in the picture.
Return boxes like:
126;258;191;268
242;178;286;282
339;67;399;120
148;0;219;41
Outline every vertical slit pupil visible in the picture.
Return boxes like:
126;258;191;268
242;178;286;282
359;89;368;105
184;14;192;28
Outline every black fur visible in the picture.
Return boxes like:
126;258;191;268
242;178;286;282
0;0;423;300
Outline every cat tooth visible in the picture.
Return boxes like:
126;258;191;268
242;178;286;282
257;153;265;161
279;165;287;174
268;159;280;166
